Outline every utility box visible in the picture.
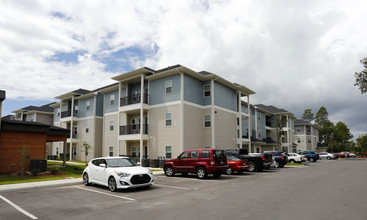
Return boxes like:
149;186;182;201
30;159;47;172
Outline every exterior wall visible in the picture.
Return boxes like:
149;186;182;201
214;82;237;112
214;108;237;149
54;107;60;123
96;94;104;117
94;118;103;158
103;113;119;156
184;74;206;106
35;113;53;125
78;97;94;118
149;74;181;105
104;90;119;114
148;104;181;159
202;108;212;147
183;104;204;149
0;131;46;173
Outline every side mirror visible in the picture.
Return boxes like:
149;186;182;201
177;156;180;159
137;162;141;166
100;163;106;168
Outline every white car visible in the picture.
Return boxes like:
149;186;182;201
287;153;306;163
319;152;335;160
82;157;154;192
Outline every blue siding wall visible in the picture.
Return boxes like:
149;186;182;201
78;97;94;118
203;80;211;106
214;82;236;112
184;74;205;105
96;94;104;116
149;74;181;105
241;104;248;114
251;107;256;137
242;119;249;137
120;88;127;98
257;110;266;140
105;90;119;114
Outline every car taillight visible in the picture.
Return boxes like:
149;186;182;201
281;156;284;160
86;163;88;167
261;155;265;160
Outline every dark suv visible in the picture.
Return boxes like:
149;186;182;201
163;149;228;179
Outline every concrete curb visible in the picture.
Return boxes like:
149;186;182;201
0;171;165;193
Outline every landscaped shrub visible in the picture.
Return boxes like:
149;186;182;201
30;169;40;176
50;167;59;175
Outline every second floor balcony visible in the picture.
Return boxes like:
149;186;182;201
119;124;149;135
120;93;149;106
61;110;79;118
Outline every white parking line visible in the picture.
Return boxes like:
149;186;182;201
154;184;194;190
75;186;135;201
0;195;38;219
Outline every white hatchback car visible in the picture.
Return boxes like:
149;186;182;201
82;157;154;192
287;153;306;163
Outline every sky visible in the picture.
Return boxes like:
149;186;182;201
1;0;366;140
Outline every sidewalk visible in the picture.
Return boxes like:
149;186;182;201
0;170;165;193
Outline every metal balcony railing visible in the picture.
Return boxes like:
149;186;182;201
61;110;78;118
120;93;149;106
119;124;148;135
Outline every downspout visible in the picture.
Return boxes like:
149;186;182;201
211;76;219;149
140;74;144;165
247;95;251;153
176;68;184;153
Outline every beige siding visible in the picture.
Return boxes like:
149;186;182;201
94;118;103;157
183;104;204;149
202;108;212;146
36;113;53;125
103;114;118;156
214;108;237;150
149;104;181;159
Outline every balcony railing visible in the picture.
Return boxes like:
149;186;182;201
120;93;149;106
61;110;78;118
266;122;272;127
119;124;148;135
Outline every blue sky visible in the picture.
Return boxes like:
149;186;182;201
1;0;367;139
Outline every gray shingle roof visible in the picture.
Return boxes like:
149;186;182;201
255;104;290;114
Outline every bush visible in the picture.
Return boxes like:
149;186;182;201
50;167;59;175
30;169;40;176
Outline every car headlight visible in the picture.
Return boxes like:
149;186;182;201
148;169;153;175
114;171;131;177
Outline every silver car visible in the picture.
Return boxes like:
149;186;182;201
319;152;335;160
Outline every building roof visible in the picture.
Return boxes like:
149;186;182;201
13;102;56;114
55;88;92;100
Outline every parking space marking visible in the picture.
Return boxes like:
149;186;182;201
0;195;38;219
154;184;193;190
75;186;135;201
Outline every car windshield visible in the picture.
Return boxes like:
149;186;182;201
107;158;138;167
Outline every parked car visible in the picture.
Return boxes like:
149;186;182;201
349;153;356;158
332;153;340;159
337;153;346;158
82;157;154;192
163;149;228;179
298;151;319;162
225;156;249;175
264;151;288;168
287;153;306;163
319;152;335;160
341;152;355;158
224;149;272;172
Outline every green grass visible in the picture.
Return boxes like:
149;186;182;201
0;162;85;185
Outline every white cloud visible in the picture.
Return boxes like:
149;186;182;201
0;0;366;138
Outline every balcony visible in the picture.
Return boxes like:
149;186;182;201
119;124;149;135
120;93;149;106
61;111;78;118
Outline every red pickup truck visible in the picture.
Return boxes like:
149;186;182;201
163;149;228;179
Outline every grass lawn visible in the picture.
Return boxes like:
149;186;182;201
286;162;305;166
0;161;85;185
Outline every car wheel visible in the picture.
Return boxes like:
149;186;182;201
226;167;234;175
274;162;280;168
248;162;256;172
108;177;117;192
327;156;331;160
289;159;295;163
196;167;207;179
212;171;222;178
83;173;91;186
164;166;175;177
309;158;315;162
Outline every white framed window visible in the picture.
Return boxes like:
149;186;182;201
297;128;301;132
204;115;211;128
165;113;172;126
56;147;59;155
165;80;172;94
308;138;311;143
110;94;115;106
85;123;89;133
110;120;114;131
259;130;262;138
165;146;172;159
204;146;212;149
109;146;113;157
132;146;137;157
203;84;210;97
131;118;137;129
86;101;90;111
297;138;301;143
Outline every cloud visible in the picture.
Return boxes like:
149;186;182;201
0;0;366;139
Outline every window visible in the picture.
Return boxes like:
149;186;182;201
297;138;301;143
110;120;114;131
201;150;210;158
180;151;189;159
132;146;137;157
204;115;211;127
110;94;115;106
131;118;137;129
165;80;172;94
86;101;90;111
297;128;301;132
75;105;78;116
166;146;172;159
259;130;262;138
203;84;210;97
190;151;199;158
85;123;89;133
165;113;172;126
258;116;260;120
204;146;211;149
308;138;311;143
109;146;113;157
56;147;59;155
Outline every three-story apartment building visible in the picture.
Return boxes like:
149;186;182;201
294;119;320;151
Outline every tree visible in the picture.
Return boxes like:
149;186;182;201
354;57;367;94
319;120;334;146
18;146;30;176
302;109;315;123
315;107;329;128
80;142;93;164
274;114;287;150
334;121;353;151
356;133;367;155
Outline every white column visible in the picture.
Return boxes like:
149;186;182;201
247;95;251;153
238;91;242;148
180;73;184;153
140;75;144;165
69;96;74;160
211;79;215;148
117;82;121;156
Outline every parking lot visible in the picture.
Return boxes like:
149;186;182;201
1;159;367;220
